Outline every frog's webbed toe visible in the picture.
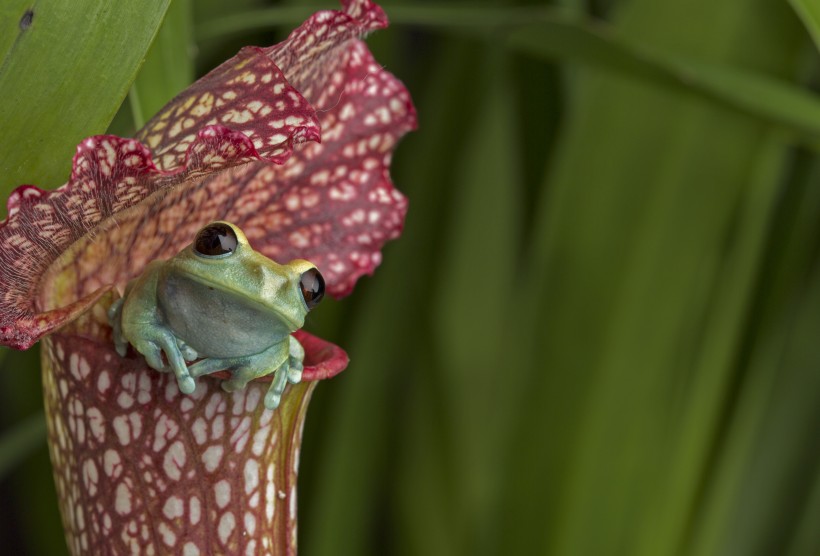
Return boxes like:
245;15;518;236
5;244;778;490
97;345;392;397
286;335;305;384
287;362;303;385
264;359;290;410
160;338;196;394
129;326;196;394
132;339;165;372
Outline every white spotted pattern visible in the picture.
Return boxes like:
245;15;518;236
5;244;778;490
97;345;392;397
43;334;316;555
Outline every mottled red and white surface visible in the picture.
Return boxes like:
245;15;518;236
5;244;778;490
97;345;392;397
0;0;415;554
43;331;329;556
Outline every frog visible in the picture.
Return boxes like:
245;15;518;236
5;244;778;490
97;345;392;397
107;221;325;410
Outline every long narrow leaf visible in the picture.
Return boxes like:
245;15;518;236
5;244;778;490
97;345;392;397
790;0;820;51
0;0;172;193
507;21;820;148
196;5;820;148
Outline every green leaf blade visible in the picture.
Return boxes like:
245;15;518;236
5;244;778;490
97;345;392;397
0;0;173;194
790;0;820;51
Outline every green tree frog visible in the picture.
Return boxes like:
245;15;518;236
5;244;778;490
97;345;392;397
107;221;325;410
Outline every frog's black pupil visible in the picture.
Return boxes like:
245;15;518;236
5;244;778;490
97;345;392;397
299;268;325;310
194;223;238;257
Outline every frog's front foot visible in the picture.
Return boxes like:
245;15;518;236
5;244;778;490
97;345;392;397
129;327;196;394
263;359;292;410
264;337;306;409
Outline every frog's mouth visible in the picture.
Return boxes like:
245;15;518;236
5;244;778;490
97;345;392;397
180;273;304;331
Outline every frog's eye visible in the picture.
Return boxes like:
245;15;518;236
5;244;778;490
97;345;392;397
299;268;325;310
194;223;238;257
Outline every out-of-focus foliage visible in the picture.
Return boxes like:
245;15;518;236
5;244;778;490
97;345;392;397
1;0;820;555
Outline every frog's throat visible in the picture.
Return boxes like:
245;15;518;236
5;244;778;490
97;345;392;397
181;273;303;331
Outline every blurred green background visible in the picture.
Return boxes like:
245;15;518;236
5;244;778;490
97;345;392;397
2;0;820;554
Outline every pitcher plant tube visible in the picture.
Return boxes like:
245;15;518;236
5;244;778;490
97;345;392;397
0;0;416;554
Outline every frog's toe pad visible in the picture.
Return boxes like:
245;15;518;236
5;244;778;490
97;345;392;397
178;376;196;394
264;390;281;410
287;367;302;384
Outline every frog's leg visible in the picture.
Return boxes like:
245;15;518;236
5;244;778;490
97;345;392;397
187;354;265;394
188;356;243;378
226;343;289;393
117;262;197;394
189;343;293;409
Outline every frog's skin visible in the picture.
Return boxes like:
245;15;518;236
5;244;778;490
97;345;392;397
107;221;324;410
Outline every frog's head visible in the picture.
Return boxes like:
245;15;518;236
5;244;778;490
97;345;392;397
159;222;325;355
